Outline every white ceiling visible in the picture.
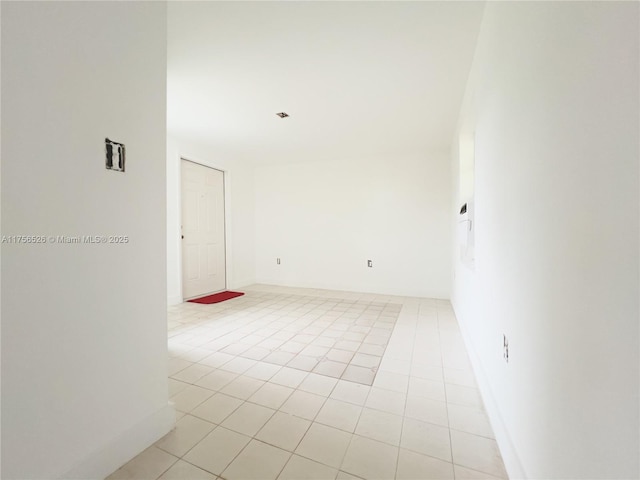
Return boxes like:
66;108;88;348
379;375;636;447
167;1;485;165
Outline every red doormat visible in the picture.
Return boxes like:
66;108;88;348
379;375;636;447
188;291;245;304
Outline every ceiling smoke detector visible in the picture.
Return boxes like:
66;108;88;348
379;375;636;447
276;112;290;118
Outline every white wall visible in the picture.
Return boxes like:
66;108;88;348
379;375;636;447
451;2;639;479
255;154;451;298
167;136;256;304
1;3;173;478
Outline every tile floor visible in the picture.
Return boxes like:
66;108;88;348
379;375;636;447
107;284;508;480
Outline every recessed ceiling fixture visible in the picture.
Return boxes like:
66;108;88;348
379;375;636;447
276;112;289;118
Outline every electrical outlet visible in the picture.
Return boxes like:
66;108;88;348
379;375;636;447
503;334;509;363
276;258;281;265
367;260;373;268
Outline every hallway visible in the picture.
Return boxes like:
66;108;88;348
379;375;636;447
108;285;507;480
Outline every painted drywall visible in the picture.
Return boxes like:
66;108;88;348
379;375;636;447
255;154;451;298
1;3;173;479
167;136;256;304
451;2;639;479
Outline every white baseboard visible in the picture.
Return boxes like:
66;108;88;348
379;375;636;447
61;403;175;480
167;295;182;306
452;303;527;480
228;279;256;290
254;277;449;300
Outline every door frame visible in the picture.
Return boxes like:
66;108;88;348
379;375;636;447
178;157;229;301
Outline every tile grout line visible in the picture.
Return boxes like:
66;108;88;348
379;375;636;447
150;452;180;480
438;301;457;480
392;301;417;480
163;288;489;480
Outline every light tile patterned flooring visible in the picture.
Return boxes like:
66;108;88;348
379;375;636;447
107;284;508;480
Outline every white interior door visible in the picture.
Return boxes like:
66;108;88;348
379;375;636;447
181;159;226;299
